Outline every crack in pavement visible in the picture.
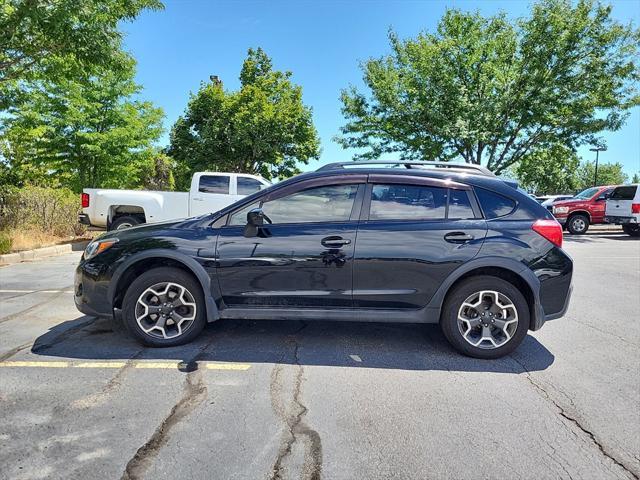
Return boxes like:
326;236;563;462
71;349;146;410
0;286;74;325
270;322;323;480
120;339;213;480
511;356;639;479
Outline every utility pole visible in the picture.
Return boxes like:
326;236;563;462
589;146;607;187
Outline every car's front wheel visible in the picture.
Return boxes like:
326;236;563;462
122;267;207;347
622;224;640;237
440;276;530;359
566;214;589;234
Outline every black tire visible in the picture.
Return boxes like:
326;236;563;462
440;276;530;359
566;214;590;235
110;215;141;231
122;267;206;347
622;224;640;237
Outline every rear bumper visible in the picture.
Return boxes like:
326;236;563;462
78;213;91;226
604;216;638;225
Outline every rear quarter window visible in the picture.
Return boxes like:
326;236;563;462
475;188;517;219
610;186;637;200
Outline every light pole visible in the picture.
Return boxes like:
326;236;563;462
589;146;607;187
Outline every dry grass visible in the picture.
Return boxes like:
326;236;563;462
2;228;96;252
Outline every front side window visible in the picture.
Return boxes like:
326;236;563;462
237;177;263;195
609;186;636;200
228;184;359;225
369;184;447;220
199;175;230;194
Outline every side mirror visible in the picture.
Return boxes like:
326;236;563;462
247;208;265;226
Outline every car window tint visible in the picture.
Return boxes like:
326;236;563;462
610;186;637;200
263;184;359;224
448;189;476;219
199;175;229;194
475;188;516;218
229;201;260;226
237;177;263;195
369;184;447;220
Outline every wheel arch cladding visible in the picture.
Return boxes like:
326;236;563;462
568;210;591;221
429;259;540;330
110;250;219;321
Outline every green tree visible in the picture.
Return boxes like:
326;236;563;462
512;144;580;194
168;47;320;187
141;152;176;191
575;161;627;189
0;0;162;106
338;0;639;174
632;173;640;184
1;57;164;191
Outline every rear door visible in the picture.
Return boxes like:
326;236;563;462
606;186;638;218
352;175;487;309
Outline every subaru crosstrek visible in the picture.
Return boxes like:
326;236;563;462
75;161;573;359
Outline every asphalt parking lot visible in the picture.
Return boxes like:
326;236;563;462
0;229;638;480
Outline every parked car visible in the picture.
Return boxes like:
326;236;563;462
79;172;271;230
75;161;573;359
551;185;615;234
605;184;640;237
538;195;575;211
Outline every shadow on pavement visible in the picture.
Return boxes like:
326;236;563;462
563;232;635;243
31;315;555;373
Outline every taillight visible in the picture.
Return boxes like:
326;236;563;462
532;219;563;248
81;193;90;208
632;203;640;214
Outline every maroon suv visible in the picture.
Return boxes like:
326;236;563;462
552;185;615;234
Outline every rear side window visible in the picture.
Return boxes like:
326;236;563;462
199;175;229;194
448;189;475;219
370;184;447;220
237;177;263;195
610;186;637;200
475;188;516;219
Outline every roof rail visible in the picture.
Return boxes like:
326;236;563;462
316;161;495;176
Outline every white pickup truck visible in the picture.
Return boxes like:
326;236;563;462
79;172;271;230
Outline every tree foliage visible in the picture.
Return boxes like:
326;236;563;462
0;0;162;106
512;144;580;194
337;0;639;174
141;152;176;191
168;47;320;187
575;160;627;190
1;57;164;191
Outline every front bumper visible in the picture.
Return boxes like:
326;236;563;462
74;264;114;319
554;216;567;226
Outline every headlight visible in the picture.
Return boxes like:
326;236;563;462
84;238;119;260
553;206;569;214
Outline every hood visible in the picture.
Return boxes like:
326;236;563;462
553;198;586;207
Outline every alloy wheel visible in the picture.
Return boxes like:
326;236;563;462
457;290;519;349
135;282;197;339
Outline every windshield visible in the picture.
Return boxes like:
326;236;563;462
574;187;599;200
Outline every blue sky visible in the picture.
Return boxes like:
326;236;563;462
122;0;640;177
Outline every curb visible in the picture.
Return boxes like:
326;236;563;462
0;241;89;266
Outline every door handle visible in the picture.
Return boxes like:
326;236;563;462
444;231;475;243
192;197;204;202
321;236;352;248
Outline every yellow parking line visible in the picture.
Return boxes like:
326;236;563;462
0;361;70;368
0;360;252;370
204;363;251;371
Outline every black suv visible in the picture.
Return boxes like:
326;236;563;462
75;161;573;359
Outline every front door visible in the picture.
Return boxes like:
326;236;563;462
216;179;365;308
353;176;487;309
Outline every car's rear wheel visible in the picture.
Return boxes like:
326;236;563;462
122;267;206;347
567;214;589;234
622;224;640;237
440;276;530;359
110;215;141;231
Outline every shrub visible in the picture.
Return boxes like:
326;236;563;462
0;186;87;237
0;231;12;254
